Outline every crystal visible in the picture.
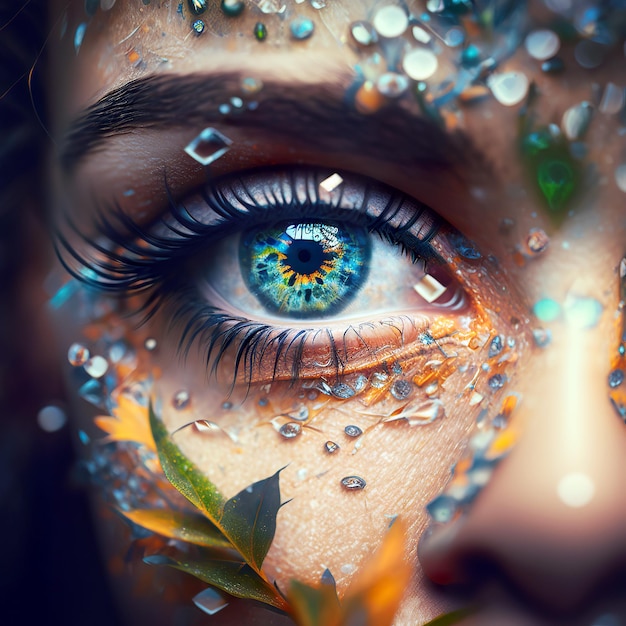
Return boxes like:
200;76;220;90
412;25;431;44
350;21;377;46
192;19;205;35
241;77;263;93
608;369;624;388
184;128;233;165
193;588;229;616
188;0;207;15
221;0;244;17
319;173;343;192
487;71;529;107
444;27;464;47
344;424;363;437
390;379;413;400
68;342;90;366
426;494;456;523
331;383;355;399
251;0;284;14
144;337;157;351
74;23;87;54
254;22;268;41
541;57;564;73
279;422;301;438
325;440;339;453
533;298;561;322
341;475;366;490
372;5;408;38
37;405;67;432
172;389;191;410
290;17;314;40
84;355;108;378
562;101;593;140
78;379;107;408
616;163;626;193
488;374;506;390
311;0;325;8
414;273;446;302
402;48;438;81
290;405;309;421
370;371;389;388
376;72;408;98
537;159;575;211
525;29;560;61
599;83;625;115
532;327;552;347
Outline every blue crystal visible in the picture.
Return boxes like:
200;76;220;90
290;17;315;40
608;369;624;388
461;44;481;67
426;494;457;523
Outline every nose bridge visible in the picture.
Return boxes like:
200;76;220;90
420;316;626;611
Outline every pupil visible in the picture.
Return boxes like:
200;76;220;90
288;240;323;275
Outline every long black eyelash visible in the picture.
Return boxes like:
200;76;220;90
55;168;443;384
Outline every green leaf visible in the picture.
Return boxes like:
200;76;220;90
422;608;475;625
144;553;287;611
220;468;283;571
121;508;232;550
289;577;341;626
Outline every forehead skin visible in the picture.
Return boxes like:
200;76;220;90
49;1;626;625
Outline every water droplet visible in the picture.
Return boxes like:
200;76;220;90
488;374;507;390
344;424;362;437
279;422;302;439
376;72;409;98
574;40;606;69
172;389;191;410
144;337;157;351
487;71;529;107
188;0;207;14
192;19;205;35
370;372;389;389
444;27;464;47
84;355;108;378
391;379;414;400
426;494;456;523
325;440;339;453
562;101;593;140
488;335;503;358
221;0;244;17
525;29;560;60
350;20;377;46
372;5;408;38
532;327;552;347
68;342;90;366
331;383;355;399
609;369;624;388
402;48;438;81
526;227;550;255
254;21;268;41
290;17;314;40
290;405;309;421
616;164;626;193
184;128;233;165
192;587;229;616
341;475;366;490
37;405;67;432
412;25;431;44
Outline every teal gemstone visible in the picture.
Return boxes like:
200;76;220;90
461;44;481;67
221;0;244;17
192;19;205;35
290;17;315;40
254;22;267;41
537;158;575;211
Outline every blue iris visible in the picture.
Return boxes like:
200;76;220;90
240;220;371;319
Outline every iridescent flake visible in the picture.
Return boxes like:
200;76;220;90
341;475;366;490
254;22;268;41
344;424;363;437
325;440;340;453
524;29;560;61
192;19;205;35
193;588;229;616
188;0;207;15
184;128;233;165
290;17;314;40
488;374;507;390
172;389;191;410
402;48;438;81
350;21;377;46
487;71;529;107
279;422;302;439
221;0;244;17
372;5;408;38
240;221;371;318
68;342;90;366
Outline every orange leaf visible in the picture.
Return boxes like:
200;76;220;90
95;394;156;452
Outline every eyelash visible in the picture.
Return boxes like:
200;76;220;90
56;168;445;385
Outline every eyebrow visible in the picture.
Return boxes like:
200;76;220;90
60;72;486;176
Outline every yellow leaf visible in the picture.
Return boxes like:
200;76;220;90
95;394;156;452
342;520;412;626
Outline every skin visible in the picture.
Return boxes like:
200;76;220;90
48;1;626;624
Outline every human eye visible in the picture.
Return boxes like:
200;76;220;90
57;165;493;395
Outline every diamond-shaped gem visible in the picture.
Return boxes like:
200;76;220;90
184;127;233;166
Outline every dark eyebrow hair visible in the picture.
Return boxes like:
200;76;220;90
60;72;486;177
